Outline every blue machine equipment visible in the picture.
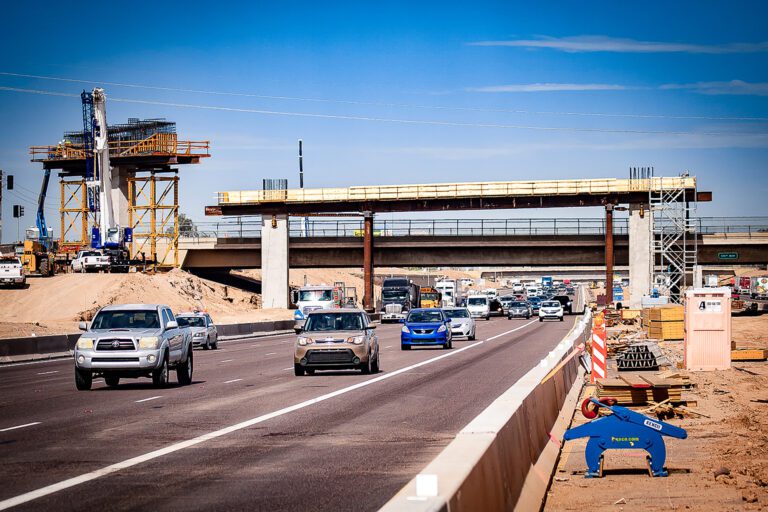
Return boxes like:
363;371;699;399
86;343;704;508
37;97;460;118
563;398;687;478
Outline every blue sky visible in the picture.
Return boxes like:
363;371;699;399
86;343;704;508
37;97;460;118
1;1;767;242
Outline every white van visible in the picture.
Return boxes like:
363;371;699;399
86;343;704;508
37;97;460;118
466;295;491;320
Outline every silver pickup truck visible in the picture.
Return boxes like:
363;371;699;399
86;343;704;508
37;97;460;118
74;304;193;390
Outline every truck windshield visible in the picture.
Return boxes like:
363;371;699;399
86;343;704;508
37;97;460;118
407;311;443;323
382;289;407;301
299;289;333;302
177;317;205;328
444;309;469;319
91;310;160;329
467;297;487;305
304;313;363;331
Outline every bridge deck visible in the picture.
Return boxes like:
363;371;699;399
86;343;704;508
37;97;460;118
207;177;708;215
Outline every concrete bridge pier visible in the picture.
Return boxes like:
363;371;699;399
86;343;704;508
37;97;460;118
363;211;375;312
628;204;652;309
261;213;290;309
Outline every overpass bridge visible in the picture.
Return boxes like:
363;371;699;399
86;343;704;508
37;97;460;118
205;176;712;309
183;217;767;269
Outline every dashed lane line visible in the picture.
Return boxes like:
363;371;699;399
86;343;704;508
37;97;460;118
0;319;539;511
0;422;41;433
134;396;162;403
224;379;243;384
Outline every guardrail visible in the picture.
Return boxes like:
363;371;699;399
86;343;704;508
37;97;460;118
189;216;768;240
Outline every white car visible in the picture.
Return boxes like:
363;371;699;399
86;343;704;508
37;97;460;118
539;300;564;322
466;295;491;320
443;307;476;340
512;283;525;294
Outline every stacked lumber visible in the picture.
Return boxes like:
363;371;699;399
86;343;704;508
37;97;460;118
645;305;685;340
596;372;692;405
731;349;768;361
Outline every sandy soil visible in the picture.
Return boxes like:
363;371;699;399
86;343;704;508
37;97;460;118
0;269;291;338
545;314;768;511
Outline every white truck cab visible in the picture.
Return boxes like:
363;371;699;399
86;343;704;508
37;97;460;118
0;256;25;288
466;295;491;320
292;285;340;327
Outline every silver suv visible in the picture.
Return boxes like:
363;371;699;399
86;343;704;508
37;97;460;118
74;304;193;390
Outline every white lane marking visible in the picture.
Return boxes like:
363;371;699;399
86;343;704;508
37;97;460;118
0;358;68;369
135;396;162;403
281;367;294;371
219;359;234;363
224;379;243;384
265;352;276;356
486;320;538;341
37;370;60;375
384;345;392;349
0;422;41;433
0;320;538;510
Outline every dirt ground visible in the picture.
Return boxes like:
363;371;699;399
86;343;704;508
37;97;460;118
1;266;476;338
0;269;292;338
545;313;768;511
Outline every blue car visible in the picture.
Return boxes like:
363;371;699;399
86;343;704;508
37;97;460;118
401;308;453;350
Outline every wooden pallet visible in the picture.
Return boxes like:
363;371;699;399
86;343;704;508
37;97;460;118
596;372;691;405
648;321;684;340
647;305;685;322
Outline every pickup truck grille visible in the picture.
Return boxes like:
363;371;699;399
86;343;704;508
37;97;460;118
306;349;354;364
96;339;135;351
91;357;140;362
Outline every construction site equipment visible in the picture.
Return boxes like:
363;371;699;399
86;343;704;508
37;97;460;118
30;93;209;268
616;342;671;371
20;164;56;277
684;287;732;371
563;397;688;477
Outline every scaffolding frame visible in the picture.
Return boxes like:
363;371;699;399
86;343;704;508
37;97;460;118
59;178;92;249
649;171;697;303
128;174;179;268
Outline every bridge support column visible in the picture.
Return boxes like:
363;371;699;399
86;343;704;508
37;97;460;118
262;213;290;309
628;204;652;309
363;211;374;312
605;205;614;304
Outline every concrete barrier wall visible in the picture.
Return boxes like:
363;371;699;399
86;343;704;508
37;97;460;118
380;308;592;512
0;320;297;362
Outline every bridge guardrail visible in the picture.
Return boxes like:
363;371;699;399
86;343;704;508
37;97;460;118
191;216;768;240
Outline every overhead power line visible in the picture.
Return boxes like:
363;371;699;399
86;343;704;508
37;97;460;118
1;70;765;122
0;85;764;137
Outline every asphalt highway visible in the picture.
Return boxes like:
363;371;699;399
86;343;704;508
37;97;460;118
0;314;575;511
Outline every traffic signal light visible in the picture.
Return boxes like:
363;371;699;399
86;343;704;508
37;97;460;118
6;174;12;190
12;205;24;218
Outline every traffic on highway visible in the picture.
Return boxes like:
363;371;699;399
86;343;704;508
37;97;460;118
0;284;578;511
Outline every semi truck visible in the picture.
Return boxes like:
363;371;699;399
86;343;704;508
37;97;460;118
380;277;420;323
435;280;457;307
292;284;345;328
751;277;768;300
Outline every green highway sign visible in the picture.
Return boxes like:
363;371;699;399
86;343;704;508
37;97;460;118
717;252;739;260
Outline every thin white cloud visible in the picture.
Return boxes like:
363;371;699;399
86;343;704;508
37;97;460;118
469;35;768;54
468;83;631;93
660;80;768;96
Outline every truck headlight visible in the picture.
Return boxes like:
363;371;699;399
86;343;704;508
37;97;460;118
401;325;410;334
76;338;94;350
347;336;364;345
139;337;160;349
193;332;205;338
297;336;314;346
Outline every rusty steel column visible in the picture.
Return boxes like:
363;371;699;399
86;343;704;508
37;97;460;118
363;211;374;312
605;204;614;305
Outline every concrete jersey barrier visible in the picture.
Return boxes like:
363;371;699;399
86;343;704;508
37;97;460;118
380;307;592;512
